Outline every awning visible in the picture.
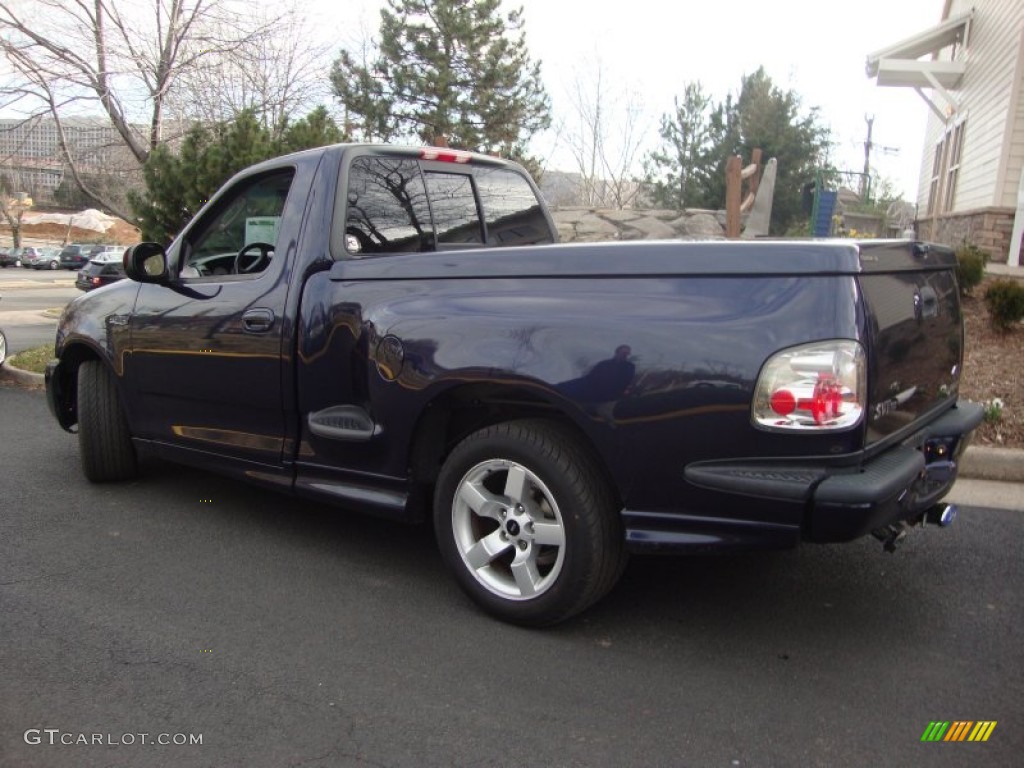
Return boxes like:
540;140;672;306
865;10;973;88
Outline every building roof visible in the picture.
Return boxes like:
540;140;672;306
865;9;973;89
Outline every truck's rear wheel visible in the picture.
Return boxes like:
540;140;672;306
77;360;138;482
433;419;626;626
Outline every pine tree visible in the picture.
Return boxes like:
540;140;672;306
331;0;550;164
131;109;345;243
711;68;831;234
278;107;347;155
643;83;724;210
644;68;833;234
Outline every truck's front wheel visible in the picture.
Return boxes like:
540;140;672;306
77;360;138;482
433;419;625;626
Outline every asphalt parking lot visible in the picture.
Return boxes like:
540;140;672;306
1;383;1021;767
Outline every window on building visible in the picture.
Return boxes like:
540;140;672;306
928;136;945;215
928;119;967;215
942;122;966;213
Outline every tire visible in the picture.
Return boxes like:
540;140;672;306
77;360;138;482
0;329;7;366
433;419;626;626
14;259;21;267
49;260;58;270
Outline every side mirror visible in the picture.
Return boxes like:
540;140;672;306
123;242;169;284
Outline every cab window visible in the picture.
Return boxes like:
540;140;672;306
338;154;550;257
475;167;553;246
423;171;483;246
343;157;432;255
182;169;294;277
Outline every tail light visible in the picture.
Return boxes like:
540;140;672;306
420;148;472;164
752;341;866;431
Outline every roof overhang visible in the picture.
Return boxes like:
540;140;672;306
873;59;966;89
865;10;973;118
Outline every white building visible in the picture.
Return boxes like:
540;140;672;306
0;116;141;201
867;0;1024;265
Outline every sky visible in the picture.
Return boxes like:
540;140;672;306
327;0;946;200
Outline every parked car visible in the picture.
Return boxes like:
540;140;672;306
10;246;48;267
86;244;121;260
28;247;63;270
76;252;127;291
59;244;93;270
0;246;23;267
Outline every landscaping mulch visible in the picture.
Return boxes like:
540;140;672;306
960;276;1024;449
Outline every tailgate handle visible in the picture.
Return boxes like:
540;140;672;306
242;308;275;333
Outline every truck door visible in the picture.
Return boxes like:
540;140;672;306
126;168;299;468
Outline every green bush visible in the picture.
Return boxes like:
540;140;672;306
984;278;1024;331
955;243;987;295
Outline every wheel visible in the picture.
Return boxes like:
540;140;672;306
49;260;58;270
433;419;626;626
14;258;21;267
77;360;138;481
0;329;7;366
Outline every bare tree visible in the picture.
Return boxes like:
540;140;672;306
0;170;32;246
0;0;298;216
169;7;333;140
561;58;647;209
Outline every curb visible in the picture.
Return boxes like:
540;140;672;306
0;360;45;389
2;357;1021;484
957;445;1024;483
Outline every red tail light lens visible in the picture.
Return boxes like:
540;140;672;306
753;341;865;431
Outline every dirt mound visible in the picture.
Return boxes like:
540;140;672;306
2;209;140;245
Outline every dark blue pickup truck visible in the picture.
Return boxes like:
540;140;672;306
46;144;983;625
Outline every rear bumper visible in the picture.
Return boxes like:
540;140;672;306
626;400;983;553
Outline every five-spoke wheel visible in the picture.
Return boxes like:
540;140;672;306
434;419;626;626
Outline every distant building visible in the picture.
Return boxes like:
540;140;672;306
867;0;1024;264
0;116;144;203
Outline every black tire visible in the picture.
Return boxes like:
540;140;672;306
433;419;626;626
0;329;7;366
77;360;138;482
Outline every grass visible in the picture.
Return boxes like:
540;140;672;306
7;344;52;374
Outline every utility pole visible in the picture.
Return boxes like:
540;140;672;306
862;114;900;202
862;115;874;200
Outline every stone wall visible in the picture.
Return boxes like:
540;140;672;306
549;207;726;242
917;207;1017;263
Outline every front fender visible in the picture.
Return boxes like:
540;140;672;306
47;282;140;431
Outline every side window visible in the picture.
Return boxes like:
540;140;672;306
184;169;294;277
476;168;553;246
423;171;483;246
344;157;432;255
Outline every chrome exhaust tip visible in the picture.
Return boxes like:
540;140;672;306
924;503;958;527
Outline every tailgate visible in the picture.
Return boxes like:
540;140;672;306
856;241;962;445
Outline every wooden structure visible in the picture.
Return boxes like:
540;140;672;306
725;148;763;238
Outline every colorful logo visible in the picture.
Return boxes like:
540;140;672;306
921;721;997;742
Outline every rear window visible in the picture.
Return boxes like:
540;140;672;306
424;171;482;245
338;153;549;257
343;157;432;255
476;167;553;246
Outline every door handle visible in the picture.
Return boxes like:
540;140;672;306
242;308;275;333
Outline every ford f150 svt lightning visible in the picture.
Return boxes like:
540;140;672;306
46;144;983;625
